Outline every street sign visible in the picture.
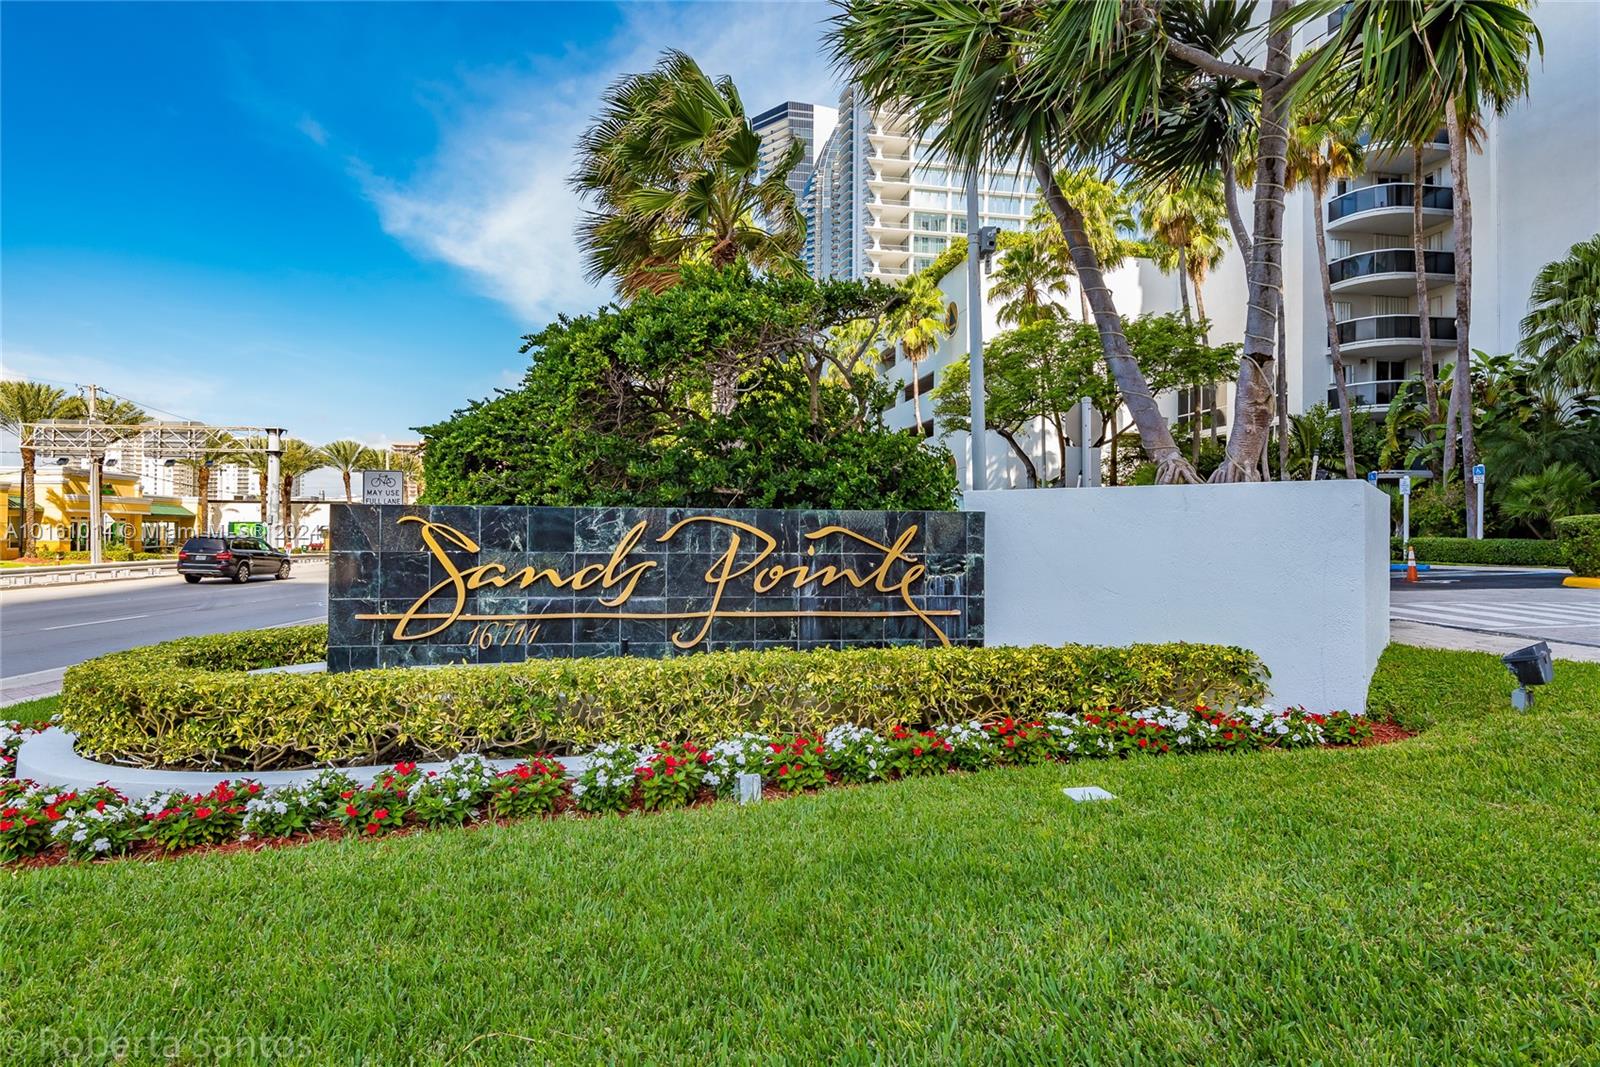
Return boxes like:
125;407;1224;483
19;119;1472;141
1399;476;1412;496
1367;471;1378;484
1473;463;1486;483
361;470;405;506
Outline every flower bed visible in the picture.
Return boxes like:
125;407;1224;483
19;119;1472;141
60;626;1269;771
4;703;1373;867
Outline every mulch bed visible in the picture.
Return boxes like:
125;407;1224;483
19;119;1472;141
1361;721;1416;747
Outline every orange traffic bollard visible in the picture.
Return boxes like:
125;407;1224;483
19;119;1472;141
1405;544;1419;583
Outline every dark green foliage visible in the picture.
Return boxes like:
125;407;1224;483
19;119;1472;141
418;266;956;510
1554;514;1600;577
1391;536;1568;568
61;626;1266;771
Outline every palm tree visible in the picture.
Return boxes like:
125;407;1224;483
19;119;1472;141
1331;0;1542;534
1027;169;1139;322
991;230;1072;327
0;381;81;557
1140;175;1230;458
1519;234;1600;394
571;50;805;300
888;273;951;435
277;439;326;548
177;430;237;538
320;439;377;502
829;2;1202;484
1409;143;1444;435
377;448;425;503
1288;104;1366;477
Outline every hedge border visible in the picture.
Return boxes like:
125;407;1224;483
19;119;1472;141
60;625;1269;772
1554;514;1600;577
1391;536;1568;568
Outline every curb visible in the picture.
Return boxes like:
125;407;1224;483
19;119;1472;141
14;727;590;801
1562;576;1600;589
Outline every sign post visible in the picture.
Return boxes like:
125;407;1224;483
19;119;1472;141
1399;475;1412;546
360;470;405;506
1472;463;1486;540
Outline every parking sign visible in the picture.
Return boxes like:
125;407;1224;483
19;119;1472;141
361;470;405;505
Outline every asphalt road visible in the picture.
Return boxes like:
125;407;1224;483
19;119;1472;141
1391;567;1599;648
0;562;328;679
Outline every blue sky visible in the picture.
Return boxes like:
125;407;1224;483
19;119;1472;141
1;1;837;457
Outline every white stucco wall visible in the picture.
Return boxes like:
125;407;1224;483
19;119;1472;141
965;481;1390;713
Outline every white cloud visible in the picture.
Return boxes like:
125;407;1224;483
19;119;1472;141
297;115;329;146
356;1;840;325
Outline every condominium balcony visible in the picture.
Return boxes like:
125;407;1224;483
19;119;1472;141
1359;127;1450;171
866;217;912;237
869;198;911;223
867;130;912;152
1326;378;1423;411
1328;249;1454;296
1332;314;1457;357
867;172;911;193
1326;182;1452;235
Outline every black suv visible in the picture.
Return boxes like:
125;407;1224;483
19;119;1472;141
177;536;292;583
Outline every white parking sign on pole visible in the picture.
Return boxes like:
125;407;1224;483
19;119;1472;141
361;470;405;506
1399;476;1412;546
1473;464;1486;540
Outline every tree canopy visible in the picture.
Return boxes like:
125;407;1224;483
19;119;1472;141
418;266;957;510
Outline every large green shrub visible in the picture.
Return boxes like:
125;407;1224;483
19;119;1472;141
1391;537;1568;567
1554;514;1600;576
60;626;1267;771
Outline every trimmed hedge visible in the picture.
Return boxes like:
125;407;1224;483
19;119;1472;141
1391;536;1568;567
1554;514;1600;577
60;625;1268;771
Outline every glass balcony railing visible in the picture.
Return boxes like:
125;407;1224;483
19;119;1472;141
1328;249;1454;285
1327;379;1422;409
1334;315;1457;346
1327;182;1452;223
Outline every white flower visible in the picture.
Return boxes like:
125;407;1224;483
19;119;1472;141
92;837;111;853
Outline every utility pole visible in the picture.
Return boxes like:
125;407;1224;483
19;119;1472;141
965;168;986;492
86;384;103;565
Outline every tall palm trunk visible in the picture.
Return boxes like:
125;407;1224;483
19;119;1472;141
258;470;269;524
1212;6;1293;482
1176;251;1201;465
1032;156;1198;484
1411;145;1442;437
1313;178;1358;477
1276;292;1289;480
1447;104;1479;536
910;351;924;435
342;469;353;503
1195;279;1219;443
196;465;210;539
19;446;36;557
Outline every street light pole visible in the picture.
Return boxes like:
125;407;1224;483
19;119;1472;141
265;428;285;548
965;168;986;492
86;384;103;565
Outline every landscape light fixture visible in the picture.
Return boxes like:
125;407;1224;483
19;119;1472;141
1501;641;1553;711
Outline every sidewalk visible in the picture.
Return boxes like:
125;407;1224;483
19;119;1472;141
1390;620;1600;663
0;667;67;707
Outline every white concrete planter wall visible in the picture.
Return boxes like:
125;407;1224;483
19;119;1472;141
966;481;1390;713
15;729;587;801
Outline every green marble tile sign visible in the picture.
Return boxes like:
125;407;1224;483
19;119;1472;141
327;504;983;670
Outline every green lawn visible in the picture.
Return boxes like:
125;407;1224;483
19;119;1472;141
4;645;1598;1065
4;695;61;729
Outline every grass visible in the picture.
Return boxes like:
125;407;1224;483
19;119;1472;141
3;695;60;728
5;645;1599;1065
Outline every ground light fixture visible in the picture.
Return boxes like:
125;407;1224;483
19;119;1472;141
1502;641;1553;710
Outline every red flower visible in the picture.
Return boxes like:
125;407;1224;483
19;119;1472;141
1137;738;1149;748
770;742;785;753
395;761;417;775
698;751;711;764
345;804;359;818
194;806;213;819
912;747;923;757
247;783;261;795
373;808;389;820
0;820;12;832
778;765;789;776
365;822;379;835
340;791;354;800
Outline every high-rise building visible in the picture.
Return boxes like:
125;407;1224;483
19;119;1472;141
750;101;836;208
1197;0;1600;431
804;85;1040;283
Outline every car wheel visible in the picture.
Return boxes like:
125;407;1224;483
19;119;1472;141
276;561;291;580
233;563;251;583
184;575;202;584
